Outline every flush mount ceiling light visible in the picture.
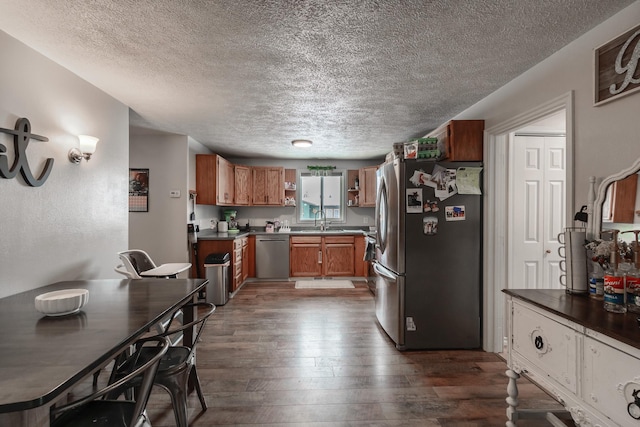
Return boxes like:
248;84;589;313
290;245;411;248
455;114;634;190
291;139;312;148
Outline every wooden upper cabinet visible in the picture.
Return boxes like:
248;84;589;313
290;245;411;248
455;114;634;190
252;166;284;206
196;154;235;205
217;156;235;205
359;166;378;207
234;165;251;206
427;120;484;161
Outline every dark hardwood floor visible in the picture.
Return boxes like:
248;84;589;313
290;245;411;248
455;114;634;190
140;280;567;426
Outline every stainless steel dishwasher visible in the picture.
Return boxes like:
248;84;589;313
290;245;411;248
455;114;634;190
255;234;290;279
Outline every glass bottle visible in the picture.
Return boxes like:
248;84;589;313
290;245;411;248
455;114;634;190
627;240;640;313
604;250;626;313
626;264;640;313
589;263;604;299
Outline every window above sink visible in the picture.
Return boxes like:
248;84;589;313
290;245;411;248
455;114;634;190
298;170;345;224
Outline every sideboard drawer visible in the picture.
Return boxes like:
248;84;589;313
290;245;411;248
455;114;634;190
583;335;640;426
512;301;579;394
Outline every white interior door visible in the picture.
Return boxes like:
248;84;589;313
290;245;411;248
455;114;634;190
510;134;566;289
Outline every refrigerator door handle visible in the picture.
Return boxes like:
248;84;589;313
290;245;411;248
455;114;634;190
373;262;396;282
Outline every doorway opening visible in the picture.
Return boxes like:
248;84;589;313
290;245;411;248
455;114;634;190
482;92;574;353
509;111;567;292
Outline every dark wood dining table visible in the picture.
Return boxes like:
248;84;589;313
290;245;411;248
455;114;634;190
0;278;207;427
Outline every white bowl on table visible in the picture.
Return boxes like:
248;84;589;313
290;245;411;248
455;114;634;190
35;289;89;316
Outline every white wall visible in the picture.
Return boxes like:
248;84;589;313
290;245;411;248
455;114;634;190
0;31;129;298
129;132;190;265
456;1;640;212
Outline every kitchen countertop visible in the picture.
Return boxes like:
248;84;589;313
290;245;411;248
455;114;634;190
196;228;371;240
196;230;250;240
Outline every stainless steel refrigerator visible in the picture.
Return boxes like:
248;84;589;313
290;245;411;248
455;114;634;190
373;157;482;350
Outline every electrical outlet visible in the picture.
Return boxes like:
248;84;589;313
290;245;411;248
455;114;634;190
363;217;369;224
406;317;416;331
169;190;181;198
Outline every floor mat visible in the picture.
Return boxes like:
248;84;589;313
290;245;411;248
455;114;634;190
295;279;354;289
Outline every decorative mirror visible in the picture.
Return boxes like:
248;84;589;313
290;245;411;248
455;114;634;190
590;156;640;242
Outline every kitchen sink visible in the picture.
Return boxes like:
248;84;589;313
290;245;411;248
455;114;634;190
295;229;344;233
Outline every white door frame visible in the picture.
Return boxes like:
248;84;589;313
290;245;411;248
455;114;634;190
482;91;574;352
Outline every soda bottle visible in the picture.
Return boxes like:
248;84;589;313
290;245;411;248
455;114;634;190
604;249;626;313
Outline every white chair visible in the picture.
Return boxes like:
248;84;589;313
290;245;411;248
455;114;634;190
114;249;190;344
115;249;191;279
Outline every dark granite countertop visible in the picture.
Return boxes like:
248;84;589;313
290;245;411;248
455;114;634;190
196;230;250;240
504;289;640;351
196;228;369;240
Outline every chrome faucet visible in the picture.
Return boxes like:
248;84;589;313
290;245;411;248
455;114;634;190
314;209;327;231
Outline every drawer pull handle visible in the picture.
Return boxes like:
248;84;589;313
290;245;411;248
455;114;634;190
629;390;640;419
534;335;544;350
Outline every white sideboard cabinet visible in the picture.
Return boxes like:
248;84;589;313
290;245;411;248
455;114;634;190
504;289;640;427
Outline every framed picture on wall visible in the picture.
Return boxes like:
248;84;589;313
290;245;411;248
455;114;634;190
129;168;149;212
594;23;640;106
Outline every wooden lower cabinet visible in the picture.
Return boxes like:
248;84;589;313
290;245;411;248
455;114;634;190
290;236;323;277
323;236;355;276
232;237;250;291
193;237;248;293
353;235;368;277
241;237;249;282
247;235;256;278
290;235;355;277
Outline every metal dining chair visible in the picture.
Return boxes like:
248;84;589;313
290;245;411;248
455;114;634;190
50;336;170;427
109;302;216;427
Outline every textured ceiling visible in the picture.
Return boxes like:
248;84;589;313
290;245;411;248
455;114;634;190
0;1;634;160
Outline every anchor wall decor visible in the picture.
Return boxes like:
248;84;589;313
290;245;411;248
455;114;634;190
0;117;53;187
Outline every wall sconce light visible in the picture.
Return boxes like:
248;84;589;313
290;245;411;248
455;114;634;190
291;139;312;148
68;135;99;164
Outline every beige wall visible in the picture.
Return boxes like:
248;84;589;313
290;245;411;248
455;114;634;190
0;31;129;298
129;131;190;266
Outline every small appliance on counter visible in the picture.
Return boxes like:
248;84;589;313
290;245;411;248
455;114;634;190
224;209;239;232
218;221;228;232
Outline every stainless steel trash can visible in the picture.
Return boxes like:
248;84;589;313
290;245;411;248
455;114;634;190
204;253;230;305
